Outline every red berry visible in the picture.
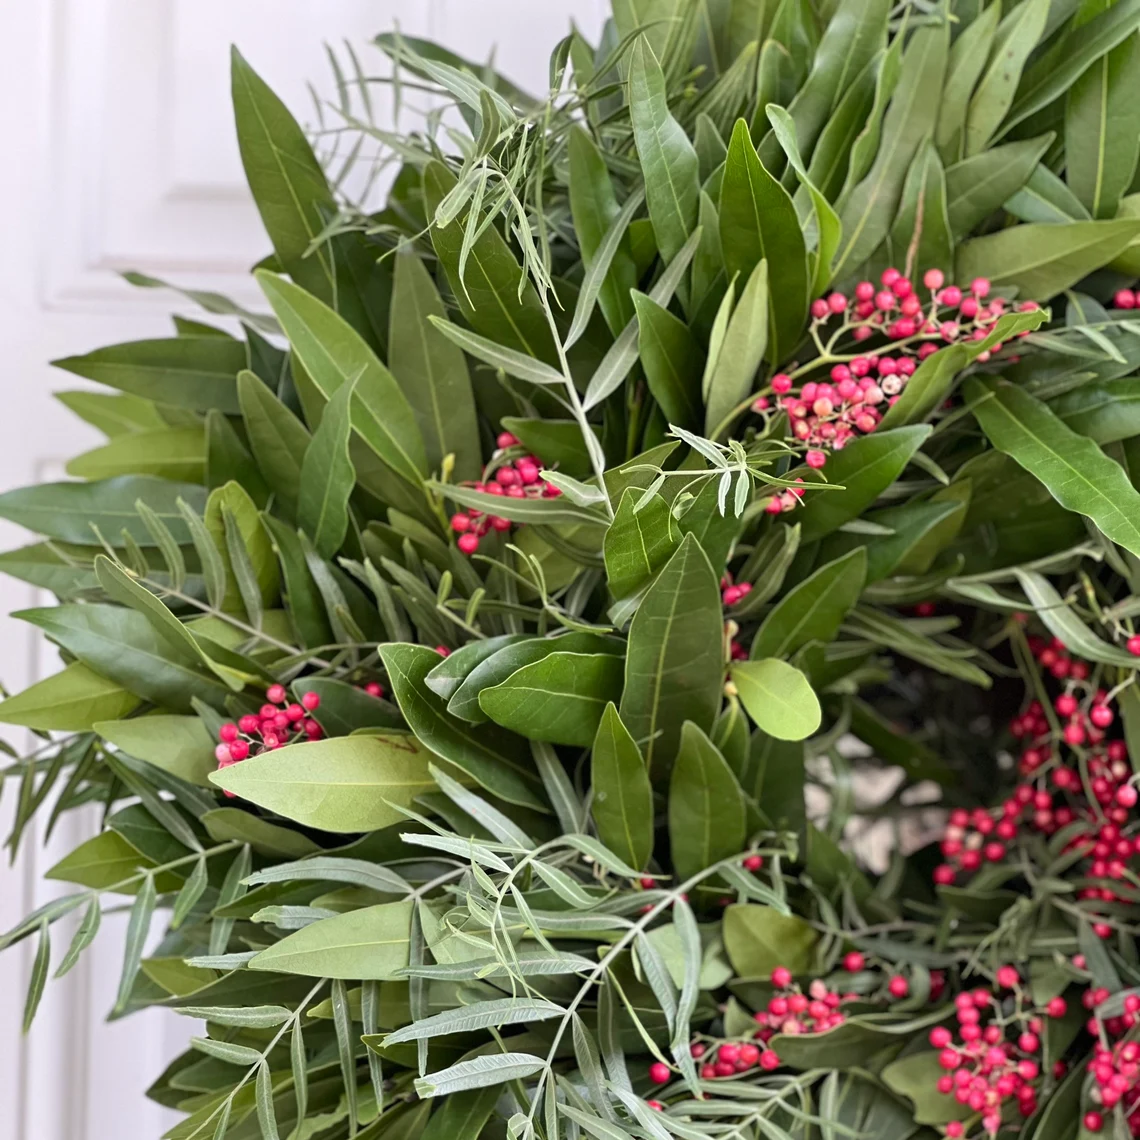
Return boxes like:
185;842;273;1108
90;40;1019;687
805;449;827;469
646;1099;664;1111
888;976;909;998
842;951;865;973
742;854;763;872
1090;704;1114;728
759;1049;780;1071
1117;784;1138;808
219;722;238;743
771;966;792;988
301;691;320;711
1084;1111;1104;1132
996;965;1019;989
266;683;286;704
923;268;944;290
458;533;480;555
214;743;232;764
648;1062;670;1085
1045;996;1067;1018
229;740;249;761
496;431;518;449
970;277;991;298
450;513;471;533
1115;289;1136;310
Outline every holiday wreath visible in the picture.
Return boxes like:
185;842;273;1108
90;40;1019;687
7;2;1140;1137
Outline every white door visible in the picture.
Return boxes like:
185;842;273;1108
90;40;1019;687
0;3;604;1136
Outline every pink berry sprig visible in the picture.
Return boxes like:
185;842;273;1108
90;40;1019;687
449;432;563;557
927;967;1057;1137
720;575;753;607
214;684;322;794
1084;1038;1140;1133
751;270;1039;488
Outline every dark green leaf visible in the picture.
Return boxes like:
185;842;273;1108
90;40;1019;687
591;703;653;873
604;488;679;601
238;369;310;522
945;135;1052;239
632;292;703;429
298;371;355;558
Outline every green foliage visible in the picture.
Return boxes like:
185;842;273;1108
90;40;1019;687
6;3;1140;1139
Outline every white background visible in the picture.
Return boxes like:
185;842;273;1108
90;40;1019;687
0;3;603;1136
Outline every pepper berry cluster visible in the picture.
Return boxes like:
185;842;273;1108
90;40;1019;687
214;684;322;786
1084;1037;1140;1134
449;432;562;556
754;269;1037;488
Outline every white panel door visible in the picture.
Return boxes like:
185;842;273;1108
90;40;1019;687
0;2;604;1136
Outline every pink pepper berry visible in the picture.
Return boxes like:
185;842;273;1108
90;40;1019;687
266;684;286;704
1128;635;1140;655
458;533;480;555
742;854;763;872
970;277;991;297
301;691;320;711
923;268;944;290
450;513;471;533
229;740;249;761
888;976;909;998
827;292;847;313
219;723;238;743
771;966;792;988
648;1062;671;1085
811;298;830;320
771;373;792;394
496;431;518;449
1115;289;1137;310
805;450;827;469
843;952;865;973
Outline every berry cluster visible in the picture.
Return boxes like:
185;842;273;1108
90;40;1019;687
720;575;753;607
750;965;853;1045
755;270;1037;484
214;684;322;783
1085;1038;1140;1133
449;432;562;556
929;969;1051;1136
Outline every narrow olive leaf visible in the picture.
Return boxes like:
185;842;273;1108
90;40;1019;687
963;0;1049;156
583;226;702;410
55;897;100;979
426;317;566;387
177;1005;292;1028
384;997;563;1045
238;370;310;522
178;497;227;608
114;872;156;1013
628;35;699;268
415;1053;547;1099
192;1037;264;1066
752;547;867;659
966;377;1140;558
209;844;251;956
533;740;585;835
419;1088;499;1140
620;533;724;780
591;703;653;873
428;763;532;848
669;722;747;881
732;659;822;742
331;979;357;1136
255;1061;281;1140
945;135;1052;239
297;371;356;559
245;856;410;893
720;119;806;363
1014;570;1139;668
670;896;702;1068
22;921;50;1031
835;24;948;276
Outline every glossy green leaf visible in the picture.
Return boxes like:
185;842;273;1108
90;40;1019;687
628;35;700;268
249;900;414;979
0;662;139;731
210;733;448;832
591;703;653;873
835;24;948;277
705;259;769;438
797;426;931;541
945;135;1052;239
53;338;244;415
257;270;427;485
389;252;480;481
632;292;703;429
935;1;1000;161
15;604;231;713
967;377;1140;557
479;651;623;748
719;118;807;363
0;477;206;547
379;643;545;810
1006;163;1092;224
620;533;724;779
731;658;822;741
886;141;954;279
95;714;215;786
238;369;310;522
1005;0;1140;134
956;218;1140;298
604;488;679;601
723;904;819;977
205;481;280;617
297;372;355;558
1067;20;1140;218
231;47;335;302
1053;378;1140;443
67;427;205;483
669;722;746;881
55;390;167;438
752;548;867;659
964;0;1049;156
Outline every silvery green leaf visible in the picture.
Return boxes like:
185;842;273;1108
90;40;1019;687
252;906;337;929
733;470;750;517
609;1088;675;1140
634;474;667;512
558;833;644;879
172;856;209;930
532;740;585;833
55;897;100;979
331;979;357;1131
383;997;563;1044
669;426;729;468
415;1052;548;1097
22;922;50;1031
177;1005;292;1028
837;519;895;535
560;1104;636;1139
398;832;514;872
429;317;566;386
403;950;595;980
718;864;791;912
428;763;533;847
717;470;732;515
114;873;155;1014
540;470;608;506
670;897;702;1093
184;951;257;970
572;1014;613;1119
245;857;411;894
191;1037;264;1066
635;931;678;1032
255;1060;280;1140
